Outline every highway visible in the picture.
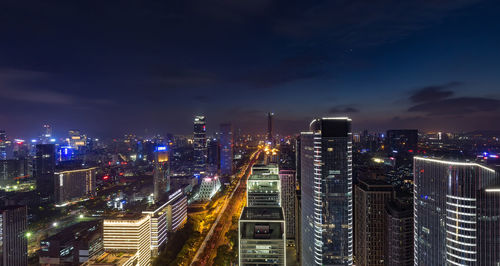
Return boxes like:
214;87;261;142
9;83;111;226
191;150;260;265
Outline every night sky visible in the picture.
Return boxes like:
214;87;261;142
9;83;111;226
1;0;500;138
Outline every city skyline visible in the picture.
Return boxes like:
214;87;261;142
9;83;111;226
1;1;500;137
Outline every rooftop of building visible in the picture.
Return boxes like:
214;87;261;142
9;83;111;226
385;199;413;219
104;213;147;222
357;179;394;192
88;251;136;265
240;207;284;221
43;220;101;243
248;173;279;181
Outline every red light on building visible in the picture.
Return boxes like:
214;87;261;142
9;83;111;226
103;175;109;180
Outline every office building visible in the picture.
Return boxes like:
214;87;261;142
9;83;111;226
301;117;353;265
0;130;6;160
385;198;413;266
40;124;52;144
0;205;28;266
55;167;97;204
219;123;233;176
251;163;279;175
354;179;393;266
68;130;87;150
193;116;207;177
386;129;418;167
207;138;219;175
153;145;170;202
238;207;286;265
414;157;500;265
278;142;295;170
143;189;187;256
279;169;296;241
39;220;104;265
198;175;221;201
103;214;151;266
34;144;56;201
247;173;280;207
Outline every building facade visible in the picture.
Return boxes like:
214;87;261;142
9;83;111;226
414;157;500;265
34;144;56;201
247;173;281;207
55;167;97;204
354;179;393;266
301;117;353;265
219;123;233;176
279;169;296;241
193;116;207;178
198;175;221;201
103;215;151;266
385;198;413;266
239;207;286;265
0;205;27;266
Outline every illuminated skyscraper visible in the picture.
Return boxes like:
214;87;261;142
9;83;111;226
354;179;393;266
0;130;6;160
41;124;52;144
54;167;97;204
0;205;27;266
301;117;353;265
153;145;170;201
279;169;296;241
193;116;207;178
34;144;56;201
414;157;500;265
219;123;233;176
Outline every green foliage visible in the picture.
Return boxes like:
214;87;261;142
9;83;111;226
153;220;195;266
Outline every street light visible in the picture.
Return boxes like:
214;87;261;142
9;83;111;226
25;232;32;238
53;222;58;227
79;214;84;219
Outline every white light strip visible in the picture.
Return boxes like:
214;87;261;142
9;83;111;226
485;188;500;192
446;202;476;209
446;195;476;201
447;237;476;246
447;230;476;239
446;258;467;266
446;209;476;216
446;244;476;254
414;157;495;172
446;216;475;224
447;251;476;262
446;223;476;232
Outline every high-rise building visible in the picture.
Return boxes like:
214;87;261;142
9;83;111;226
198;175;221;201
54;167;97;204
247;173;281;207
207;138;219;175
193;116;207;178
385;198;413;266
279;169;296;241
354;179;394;266
41;124;52;144
0;130;6;160
219;123;233;176
238;207;286;265
413;157;500;265
39;220;104;265
301;117;353;265
153;145;170;202
68;130;87;150
142;189;187;256
386;129;418;167
0;205;28;266
267;112;274;146
34;144;56;201
103;214;151;266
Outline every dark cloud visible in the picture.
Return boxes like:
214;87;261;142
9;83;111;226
329;106;359;114
408;97;500;115
410;82;461;103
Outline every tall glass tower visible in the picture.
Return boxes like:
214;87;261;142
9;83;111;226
301;117;353;265
219;123;233;176
413;157;500;265
193;116;207;178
